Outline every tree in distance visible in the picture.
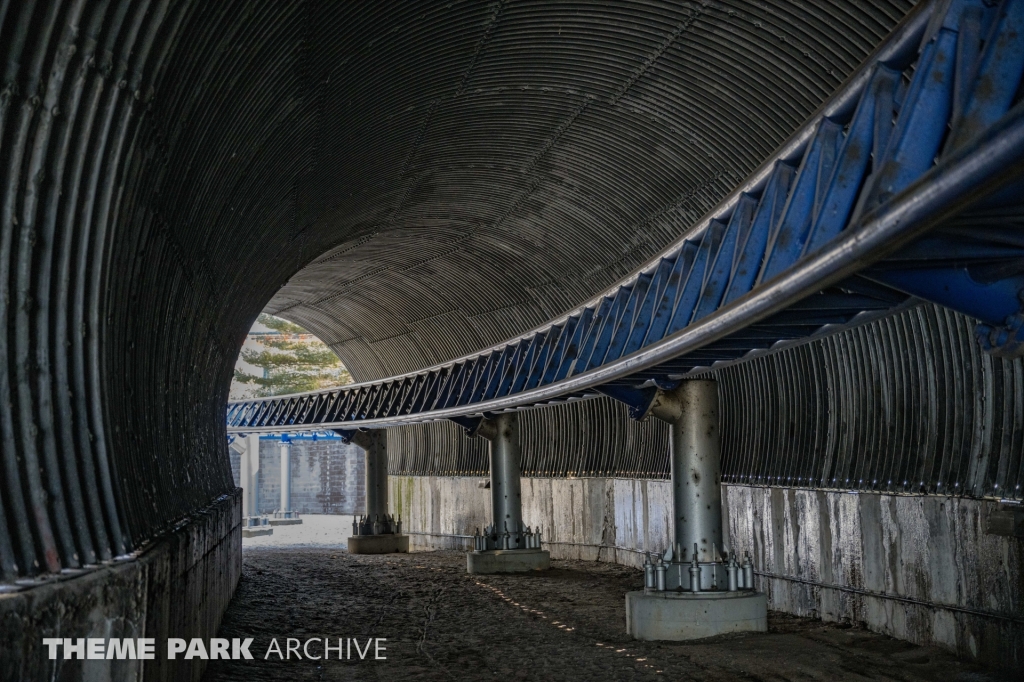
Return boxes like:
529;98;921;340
233;314;351;397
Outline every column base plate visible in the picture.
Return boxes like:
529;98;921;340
242;527;273;538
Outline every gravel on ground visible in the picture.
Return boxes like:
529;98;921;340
202;547;1012;682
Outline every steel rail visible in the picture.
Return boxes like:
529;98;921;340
227;4;934;412
228;103;1024;432
227;0;1024;434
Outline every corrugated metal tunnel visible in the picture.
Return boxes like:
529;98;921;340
0;0;1021;679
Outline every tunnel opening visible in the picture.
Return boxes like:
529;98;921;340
1;0;1022;679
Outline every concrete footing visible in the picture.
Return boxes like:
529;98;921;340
347;534;410;554
269;518;302;526
242;527;273;538
626;590;767;641
467;549;550;574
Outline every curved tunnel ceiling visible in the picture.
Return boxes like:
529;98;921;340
0;0;917;578
261;0;916;381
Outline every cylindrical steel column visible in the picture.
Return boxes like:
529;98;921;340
480;413;523;538
248;433;261;516
239;440;252;517
279;440;292;513
649;379;722;563
352;430;389;519
366;431;389;519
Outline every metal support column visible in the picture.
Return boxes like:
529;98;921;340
465;413;548;573
345;430;407;552
350;430;391;526
247;433;261;516
625;378;765;640
648;379;722;562
478;413;524;545
237;434;271;536
270;437;301;524
280;439;292;514
239;439;252;517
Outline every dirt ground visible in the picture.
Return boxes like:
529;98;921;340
202;548;1013;682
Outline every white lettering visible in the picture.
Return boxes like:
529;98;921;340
265;638;283;660
87;639;104;660
234;638;254;660
324;638;343;659
353;638;372;660
106;639;136;660
209;638;230;660
42;638;61;660
303;638;321;660
63;638;84;659
375;638;387;660
185;639;209;660
138;639;155;660
167;638;187;659
286;638;301;659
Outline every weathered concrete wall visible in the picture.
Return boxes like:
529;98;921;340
230;440;365;514
726;487;1023;667
392;476;1023;667
0;491;241;682
390;475;671;563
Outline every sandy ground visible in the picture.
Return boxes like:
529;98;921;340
202;546;1013;682
243;514;355;549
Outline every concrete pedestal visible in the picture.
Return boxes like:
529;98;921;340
467;549;550;574
348;534;410;554
269;517;302;526
242;527;273;538
626;590;767;641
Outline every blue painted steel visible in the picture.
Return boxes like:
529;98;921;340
226;0;1024;434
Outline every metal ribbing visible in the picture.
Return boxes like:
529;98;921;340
269;0;913;382
388;304;1024;502
0;0;914;584
718;303;1024;499
388;396;670;479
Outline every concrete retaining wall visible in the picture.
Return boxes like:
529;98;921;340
391;476;1023;667
0;490;242;682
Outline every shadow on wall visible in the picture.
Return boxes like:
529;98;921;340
228;440;365;514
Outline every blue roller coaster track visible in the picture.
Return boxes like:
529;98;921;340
227;0;1024;434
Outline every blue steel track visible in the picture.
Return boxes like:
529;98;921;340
227;0;1024;434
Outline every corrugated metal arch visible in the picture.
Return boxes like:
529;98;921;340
0;0;917;582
